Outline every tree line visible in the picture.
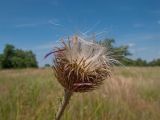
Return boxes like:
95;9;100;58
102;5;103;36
121;58;160;66
0;44;38;69
98;38;160;66
0;38;159;69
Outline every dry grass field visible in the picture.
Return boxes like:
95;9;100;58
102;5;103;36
0;67;160;120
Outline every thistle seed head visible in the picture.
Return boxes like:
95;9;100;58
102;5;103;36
53;35;114;92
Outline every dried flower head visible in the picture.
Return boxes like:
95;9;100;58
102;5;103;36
51;35;113;92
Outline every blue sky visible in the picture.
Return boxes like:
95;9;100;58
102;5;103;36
0;0;160;66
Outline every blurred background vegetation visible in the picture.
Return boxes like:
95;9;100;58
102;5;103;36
0;38;160;69
0;44;38;69
98;38;160;66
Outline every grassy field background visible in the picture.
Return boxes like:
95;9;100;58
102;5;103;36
0;67;160;120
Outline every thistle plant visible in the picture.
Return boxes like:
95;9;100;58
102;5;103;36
46;35;115;120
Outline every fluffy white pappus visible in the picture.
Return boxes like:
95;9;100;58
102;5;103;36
62;35;115;71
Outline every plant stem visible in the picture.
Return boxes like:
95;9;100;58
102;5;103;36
55;89;73;120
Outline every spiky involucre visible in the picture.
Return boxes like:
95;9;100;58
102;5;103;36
53;35;112;92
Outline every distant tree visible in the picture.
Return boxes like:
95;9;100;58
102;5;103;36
149;59;160;66
155;59;160;66
97;38;160;66
1;44;15;68
135;58;147;66
120;58;136;66
0;54;4;69
44;64;51;68
0;44;38;69
98;38;131;65
23;50;38;68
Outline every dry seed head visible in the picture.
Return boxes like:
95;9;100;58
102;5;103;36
53;35;114;92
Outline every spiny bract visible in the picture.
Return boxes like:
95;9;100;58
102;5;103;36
53;35;113;92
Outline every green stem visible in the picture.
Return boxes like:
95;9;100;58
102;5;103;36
55;89;73;120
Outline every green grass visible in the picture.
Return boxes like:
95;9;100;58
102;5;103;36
0;67;160;120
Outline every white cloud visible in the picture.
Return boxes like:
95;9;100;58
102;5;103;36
116;32;160;61
84;20;101;34
35;44;54;50
33;41;60;66
51;0;60;7
129;47;147;55
119;32;160;42
15;19;62;28
128;43;135;47
33;41;60;51
48;19;61;26
15;23;38;28
150;10;160;15
133;23;144;28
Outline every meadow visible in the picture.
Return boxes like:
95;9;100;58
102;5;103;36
0;67;160;120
